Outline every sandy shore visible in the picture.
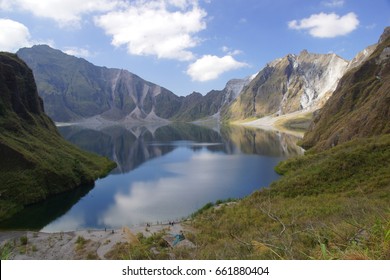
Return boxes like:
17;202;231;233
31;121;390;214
0;222;187;260
240;111;312;138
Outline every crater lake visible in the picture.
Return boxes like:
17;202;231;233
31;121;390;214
0;123;303;232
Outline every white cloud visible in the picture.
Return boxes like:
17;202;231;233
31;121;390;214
0;0;123;27
0;18;32;52
288;12;359;38
64;47;92;58
187;55;248;82
322;0;345;8
94;0;207;61
222;46;242;56
222;46;229;53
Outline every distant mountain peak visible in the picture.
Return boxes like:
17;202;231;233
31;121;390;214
379;26;390;43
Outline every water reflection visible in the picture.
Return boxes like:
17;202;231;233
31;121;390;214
59;123;302;173
0;123;303;232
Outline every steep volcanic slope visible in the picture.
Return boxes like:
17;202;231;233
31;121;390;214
17;45;180;122
301;27;390;151
222;51;349;121
0;52;115;220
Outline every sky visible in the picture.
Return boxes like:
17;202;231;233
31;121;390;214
0;0;389;96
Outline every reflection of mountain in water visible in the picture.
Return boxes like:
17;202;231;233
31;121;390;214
59;123;303;174
221;126;304;157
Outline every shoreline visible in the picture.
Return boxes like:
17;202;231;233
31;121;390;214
238;111;313;138
0;221;188;260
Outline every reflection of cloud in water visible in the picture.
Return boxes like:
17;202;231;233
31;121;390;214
99;150;243;228
41;213;85;233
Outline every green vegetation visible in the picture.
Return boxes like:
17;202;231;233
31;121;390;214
75;236;87;251
20;236;28;246
0;242;13;260
274;112;313;133
188;134;390;259
0;52;116;221
191;198;237;218
106;231;171;260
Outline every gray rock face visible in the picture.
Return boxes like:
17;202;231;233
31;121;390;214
223;50;350;121
17;45;179;122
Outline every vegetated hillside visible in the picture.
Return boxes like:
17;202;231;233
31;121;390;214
0;52;116;221
301;28;390;151
222;50;348;121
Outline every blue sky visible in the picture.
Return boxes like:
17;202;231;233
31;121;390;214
0;0;389;96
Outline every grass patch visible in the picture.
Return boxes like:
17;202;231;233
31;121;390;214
20;236;28;245
75;236;87;250
0;242;13;260
106;231;172;260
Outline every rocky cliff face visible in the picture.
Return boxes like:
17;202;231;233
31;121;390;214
222;51;349;121
0;52;48;126
301;27;390;151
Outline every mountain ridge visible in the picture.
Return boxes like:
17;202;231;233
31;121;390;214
16;35;383;127
17;45;246;123
17;45;181;122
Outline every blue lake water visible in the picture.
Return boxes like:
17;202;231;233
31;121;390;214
0;123;303;232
